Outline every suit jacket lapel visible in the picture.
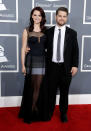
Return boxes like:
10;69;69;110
49;26;55;54
64;26;70;52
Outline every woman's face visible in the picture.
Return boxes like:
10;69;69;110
32;10;42;24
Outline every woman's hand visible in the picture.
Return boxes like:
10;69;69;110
25;47;30;54
22;66;26;76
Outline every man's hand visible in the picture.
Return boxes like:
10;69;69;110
71;67;78;76
25;47;30;54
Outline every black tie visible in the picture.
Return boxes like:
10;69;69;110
57;29;61;62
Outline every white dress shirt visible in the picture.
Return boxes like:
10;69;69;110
52;24;66;63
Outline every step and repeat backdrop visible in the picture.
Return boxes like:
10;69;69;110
0;0;91;106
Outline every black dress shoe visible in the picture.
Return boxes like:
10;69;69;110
41;113;51;121
60;114;68;123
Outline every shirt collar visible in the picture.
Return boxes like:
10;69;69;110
55;24;66;31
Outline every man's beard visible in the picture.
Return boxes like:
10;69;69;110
56;21;66;26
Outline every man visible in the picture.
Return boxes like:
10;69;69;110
45;7;79;122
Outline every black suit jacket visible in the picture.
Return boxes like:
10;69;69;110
45;26;79;72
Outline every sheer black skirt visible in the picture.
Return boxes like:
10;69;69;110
18;54;49;121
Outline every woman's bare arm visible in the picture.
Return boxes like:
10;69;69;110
21;29;28;75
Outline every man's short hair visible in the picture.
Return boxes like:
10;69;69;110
56;7;68;16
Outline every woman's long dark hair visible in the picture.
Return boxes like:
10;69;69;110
28;7;46;32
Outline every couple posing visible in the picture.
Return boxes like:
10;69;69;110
18;6;79;124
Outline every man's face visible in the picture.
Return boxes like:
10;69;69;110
55;11;68;26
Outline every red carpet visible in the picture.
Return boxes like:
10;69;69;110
0;105;91;131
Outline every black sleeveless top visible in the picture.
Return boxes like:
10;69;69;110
25;29;46;74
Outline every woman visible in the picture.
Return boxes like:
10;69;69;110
18;7;47;124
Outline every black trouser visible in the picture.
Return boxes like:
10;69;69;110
47;62;72;117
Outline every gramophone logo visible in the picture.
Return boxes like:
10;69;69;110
0;45;8;63
0;34;19;72
0;0;18;23
0;0;7;11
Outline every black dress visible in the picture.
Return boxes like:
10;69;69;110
19;30;47;122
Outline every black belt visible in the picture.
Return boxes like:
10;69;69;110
52;62;64;65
